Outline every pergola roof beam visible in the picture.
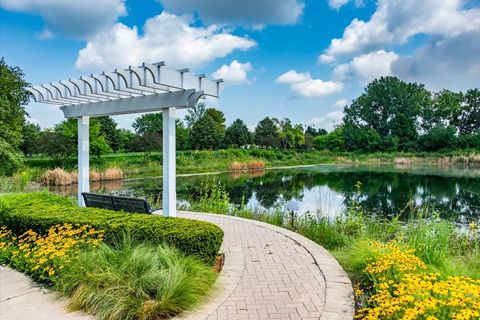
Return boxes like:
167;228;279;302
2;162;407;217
26;61;223;107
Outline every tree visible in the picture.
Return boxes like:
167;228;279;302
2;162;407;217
118;129;136;152
344;76;431;151
189;114;223;150
37;130;76;167
176;120;190;150
254;117;280;148
277;118;305;149
185;102;206;127
417;125;457;151
0;58;29;175
127;132;162;153
205;108;226;136
97;116;122;152
132;113;162;134
314;126;345;151
305;126;327;137
422;90;462;132
224;119;251;148
20;122;41;156
55;118;111;158
458;89;480;135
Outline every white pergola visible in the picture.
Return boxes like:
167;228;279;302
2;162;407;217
26;62;223;217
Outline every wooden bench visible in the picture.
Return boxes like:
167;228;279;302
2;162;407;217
81;192;157;214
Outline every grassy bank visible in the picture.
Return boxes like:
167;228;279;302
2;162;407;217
187;182;480;319
25;149;480;179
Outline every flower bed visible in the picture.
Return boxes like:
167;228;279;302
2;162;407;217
0;192;223;263
355;241;480;320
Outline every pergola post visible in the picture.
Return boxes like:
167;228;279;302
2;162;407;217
162;107;176;217
77;116;90;207
26;62;222;212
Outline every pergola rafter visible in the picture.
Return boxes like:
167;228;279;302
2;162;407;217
26;61;223;217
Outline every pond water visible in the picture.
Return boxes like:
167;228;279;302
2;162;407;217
51;164;480;224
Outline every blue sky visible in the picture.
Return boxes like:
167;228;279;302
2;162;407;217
1;0;479;131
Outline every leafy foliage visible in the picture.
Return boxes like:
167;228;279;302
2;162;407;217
189;114;224;150
132;112;162;134
224;118;251;148
0;58;29;175
254;117;280;148
0;193;223;263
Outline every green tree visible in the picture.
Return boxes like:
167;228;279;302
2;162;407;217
189;114;223;150
422;90;463;131
185;102;206;127
205;108;226;133
418;125;457;151
20;122;41;156
37;130;76;167
118;129;136;152
224;119;250;148
55;118;111;158
176;120;190;150
254;117;280;148
314;126;345;151
132;113;162;134
344;77;431;151
97;116;122;152
458;89;480;135
0;58;29;175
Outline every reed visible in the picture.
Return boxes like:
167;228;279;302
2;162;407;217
39;168;124;186
229;160;265;172
40;168;73;186
100;168;123;181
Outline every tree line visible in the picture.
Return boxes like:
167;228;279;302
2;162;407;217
1;58;479;175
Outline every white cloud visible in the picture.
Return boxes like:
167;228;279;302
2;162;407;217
332;99;348;109
328;0;363;10
275;70;311;83
291;79;343;98
0;0;126;39
212;60;253;85
158;0;304;28
75;12;256;71
333;50;399;83
276;70;343;98
308;111;344;131
36;29;53;40
320;0;480;62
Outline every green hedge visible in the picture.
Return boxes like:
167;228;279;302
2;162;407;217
0;193;223;263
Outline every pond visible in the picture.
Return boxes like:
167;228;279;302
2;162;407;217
51;164;480;224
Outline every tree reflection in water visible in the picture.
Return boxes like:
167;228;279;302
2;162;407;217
51;164;480;223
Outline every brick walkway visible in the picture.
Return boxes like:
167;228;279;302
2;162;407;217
175;212;354;320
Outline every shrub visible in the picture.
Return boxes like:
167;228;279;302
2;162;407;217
56;236;217;320
0;193;223;263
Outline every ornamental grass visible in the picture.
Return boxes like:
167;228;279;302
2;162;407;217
55;236;217;320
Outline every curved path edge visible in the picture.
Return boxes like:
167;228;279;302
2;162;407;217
174;211;354;320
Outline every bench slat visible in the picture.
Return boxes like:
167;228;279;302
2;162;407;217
81;192;153;214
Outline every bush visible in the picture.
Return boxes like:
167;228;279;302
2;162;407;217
0;193;223;263
56;236;217;320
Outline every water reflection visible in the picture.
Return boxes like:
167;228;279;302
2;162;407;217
51;164;480;223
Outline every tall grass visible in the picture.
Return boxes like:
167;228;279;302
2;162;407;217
40;167;123;186
56;235;217;320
